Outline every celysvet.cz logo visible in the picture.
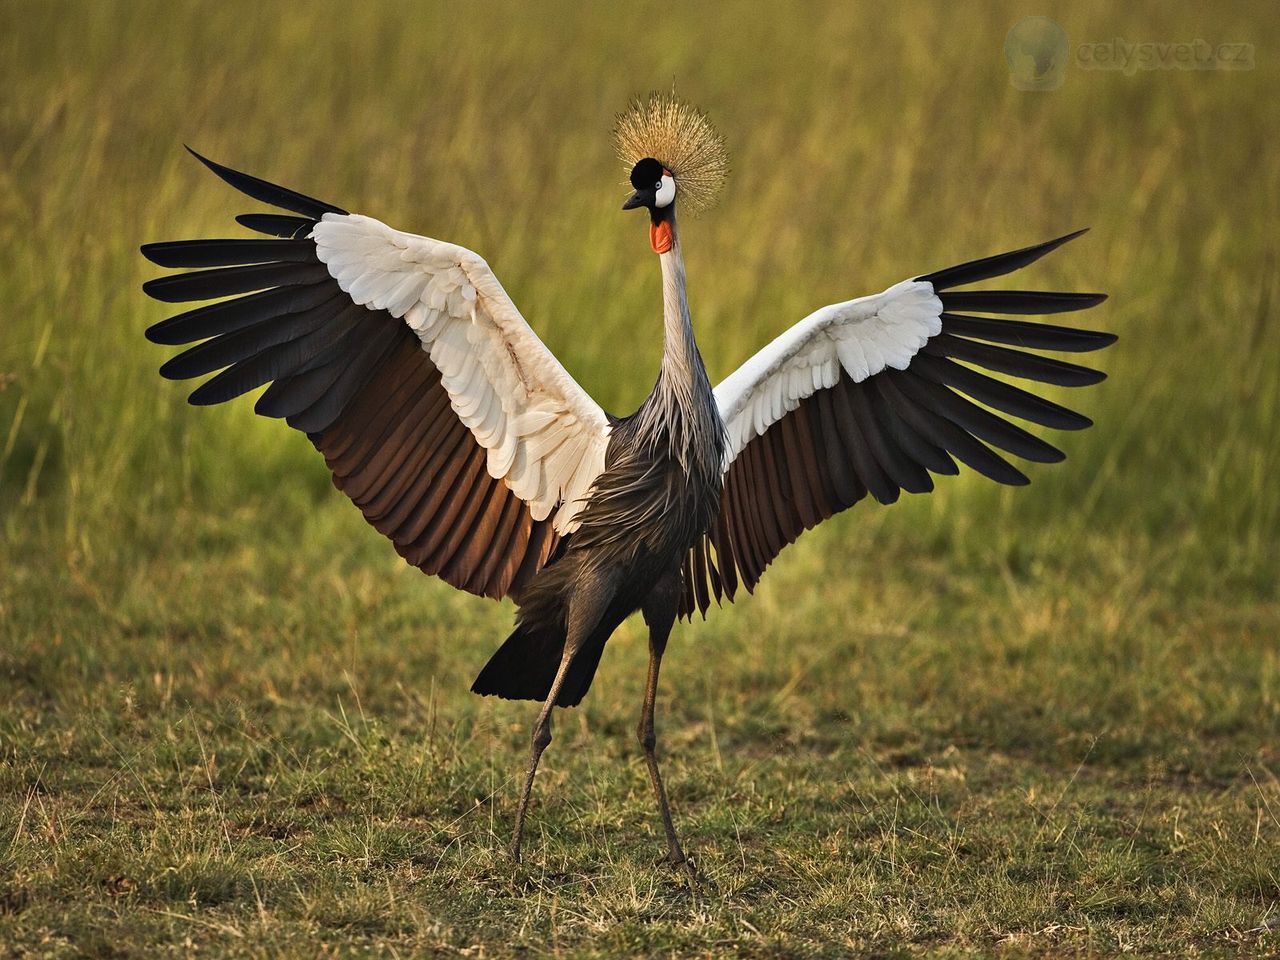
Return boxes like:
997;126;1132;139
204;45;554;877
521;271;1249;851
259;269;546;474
1005;18;1255;90
1077;37;1255;75
1004;17;1070;90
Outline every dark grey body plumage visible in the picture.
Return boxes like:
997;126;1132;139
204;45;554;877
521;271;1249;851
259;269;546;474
471;314;726;708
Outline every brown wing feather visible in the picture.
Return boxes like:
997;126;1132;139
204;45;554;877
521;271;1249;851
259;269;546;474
314;330;558;600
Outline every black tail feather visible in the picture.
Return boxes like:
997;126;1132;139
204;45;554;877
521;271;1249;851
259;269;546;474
472;622;608;708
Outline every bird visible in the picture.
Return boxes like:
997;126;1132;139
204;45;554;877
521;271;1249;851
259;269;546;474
141;93;1113;870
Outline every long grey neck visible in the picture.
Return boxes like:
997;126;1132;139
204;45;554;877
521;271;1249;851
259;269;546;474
658;232;703;390
639;215;723;473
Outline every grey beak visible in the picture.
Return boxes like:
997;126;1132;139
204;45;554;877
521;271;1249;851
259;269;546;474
622;190;650;210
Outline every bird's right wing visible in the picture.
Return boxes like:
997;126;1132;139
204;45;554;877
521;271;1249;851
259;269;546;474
679;231;1114;618
143;152;611;601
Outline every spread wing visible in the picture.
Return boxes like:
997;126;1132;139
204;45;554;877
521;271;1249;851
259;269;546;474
142;150;610;600
680;230;1114;618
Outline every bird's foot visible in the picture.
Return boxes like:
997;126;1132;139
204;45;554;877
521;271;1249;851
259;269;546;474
506;841;523;865
656;848;698;881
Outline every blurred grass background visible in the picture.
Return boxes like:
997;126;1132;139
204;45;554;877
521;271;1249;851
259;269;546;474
1;1;1278;956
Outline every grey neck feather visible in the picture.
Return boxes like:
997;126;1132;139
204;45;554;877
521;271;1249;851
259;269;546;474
637;213;724;476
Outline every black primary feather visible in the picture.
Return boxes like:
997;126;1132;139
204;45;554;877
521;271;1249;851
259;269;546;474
185;146;347;219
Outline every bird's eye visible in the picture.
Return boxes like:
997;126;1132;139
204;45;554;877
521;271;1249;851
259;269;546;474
654;181;662;190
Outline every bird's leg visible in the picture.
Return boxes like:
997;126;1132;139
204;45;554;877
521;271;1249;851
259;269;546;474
507;573;614;864
639;629;688;868
508;643;578;864
638;574;693;875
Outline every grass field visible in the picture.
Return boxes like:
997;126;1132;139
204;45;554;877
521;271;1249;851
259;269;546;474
2;1;1279;956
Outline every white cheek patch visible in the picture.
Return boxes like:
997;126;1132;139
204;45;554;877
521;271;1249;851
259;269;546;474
654;174;676;208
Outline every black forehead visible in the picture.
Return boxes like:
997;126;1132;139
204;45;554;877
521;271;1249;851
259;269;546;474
629;157;665;189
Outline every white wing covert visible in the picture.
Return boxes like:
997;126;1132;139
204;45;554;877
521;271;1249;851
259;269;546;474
311;214;609;531
715;279;944;465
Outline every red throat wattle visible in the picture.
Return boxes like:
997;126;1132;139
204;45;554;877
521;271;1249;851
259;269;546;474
649;221;673;254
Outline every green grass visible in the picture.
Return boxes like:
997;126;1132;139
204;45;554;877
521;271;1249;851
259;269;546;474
2;0;1279;956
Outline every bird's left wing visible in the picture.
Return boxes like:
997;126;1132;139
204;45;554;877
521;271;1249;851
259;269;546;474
680;230;1114;618
143;152;611;601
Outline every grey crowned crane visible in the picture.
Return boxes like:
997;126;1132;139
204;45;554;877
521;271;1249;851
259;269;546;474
142;94;1113;869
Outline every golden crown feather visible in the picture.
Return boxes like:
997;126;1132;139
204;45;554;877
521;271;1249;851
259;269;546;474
612;92;729;214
